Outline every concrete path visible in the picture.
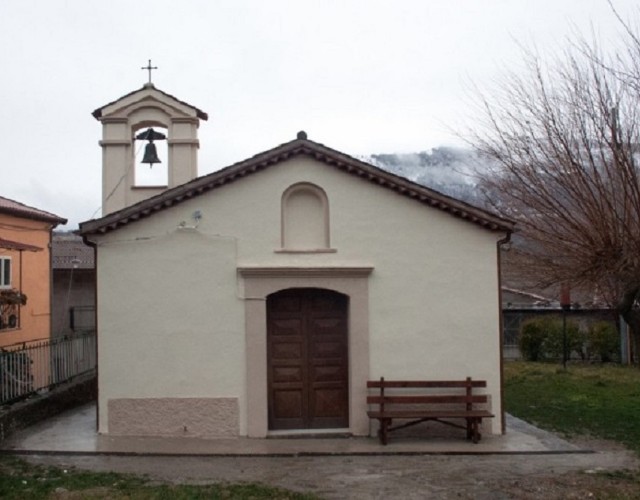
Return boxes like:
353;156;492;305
2;403;587;456
6;404;639;499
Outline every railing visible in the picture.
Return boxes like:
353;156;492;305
0;331;96;405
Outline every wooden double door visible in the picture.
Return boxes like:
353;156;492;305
267;288;349;430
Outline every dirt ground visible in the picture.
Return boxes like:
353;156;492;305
24;437;640;499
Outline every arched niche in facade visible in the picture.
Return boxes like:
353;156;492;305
281;182;331;251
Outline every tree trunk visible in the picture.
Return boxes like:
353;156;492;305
618;287;640;365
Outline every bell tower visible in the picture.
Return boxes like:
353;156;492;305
92;73;208;216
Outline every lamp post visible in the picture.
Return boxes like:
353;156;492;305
560;283;571;369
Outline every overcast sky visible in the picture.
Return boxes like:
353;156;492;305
1;0;638;229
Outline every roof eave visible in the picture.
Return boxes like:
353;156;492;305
92;84;208;121
0;208;67;226
0;237;43;252
79;138;515;236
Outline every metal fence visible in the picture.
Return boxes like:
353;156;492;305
0;331;96;405
502;309;621;362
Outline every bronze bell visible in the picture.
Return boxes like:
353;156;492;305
136;127;166;167
142;142;161;166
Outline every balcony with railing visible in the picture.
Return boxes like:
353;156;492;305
0;289;26;331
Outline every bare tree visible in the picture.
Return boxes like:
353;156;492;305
470;12;640;353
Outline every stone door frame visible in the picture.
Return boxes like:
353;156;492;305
239;266;372;437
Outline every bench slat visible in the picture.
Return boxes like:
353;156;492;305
367;410;494;419
367;395;488;405
367;380;486;389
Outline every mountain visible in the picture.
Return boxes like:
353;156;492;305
362;147;488;206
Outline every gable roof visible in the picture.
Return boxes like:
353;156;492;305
502;286;555;308
0;237;42;252
0;196;67;226
52;233;95;269
92;83;208;121
79;133;515;236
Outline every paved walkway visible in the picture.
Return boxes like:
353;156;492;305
9;405;639;499
1;403;588;456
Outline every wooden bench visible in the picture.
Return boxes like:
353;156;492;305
366;377;494;445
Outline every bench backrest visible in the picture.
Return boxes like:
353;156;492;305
366;377;488;410
367;379;487;389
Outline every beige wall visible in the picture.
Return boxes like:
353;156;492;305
90;156;504;436
0;214;54;348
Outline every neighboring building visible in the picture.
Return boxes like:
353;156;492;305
52;232;96;337
79;84;514;439
500;247;618;360
0;197;66;348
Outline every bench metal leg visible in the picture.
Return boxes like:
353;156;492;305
378;418;390;445
469;418;481;443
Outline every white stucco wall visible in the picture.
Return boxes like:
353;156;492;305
90;155;504;436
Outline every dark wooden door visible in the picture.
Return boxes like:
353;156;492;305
267;288;349;430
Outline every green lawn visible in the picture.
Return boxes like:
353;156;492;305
504;361;640;454
0;455;318;500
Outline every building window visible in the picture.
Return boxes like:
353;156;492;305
0;257;10;288
0;256;19;330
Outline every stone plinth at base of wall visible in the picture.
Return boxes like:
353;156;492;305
108;397;239;438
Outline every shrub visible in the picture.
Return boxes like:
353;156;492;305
587;321;619;362
519;318;549;361
518;316;583;361
542;318;584;360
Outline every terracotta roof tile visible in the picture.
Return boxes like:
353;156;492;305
0;196;67;225
52;233;94;269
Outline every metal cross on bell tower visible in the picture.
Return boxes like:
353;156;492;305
141;59;158;84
